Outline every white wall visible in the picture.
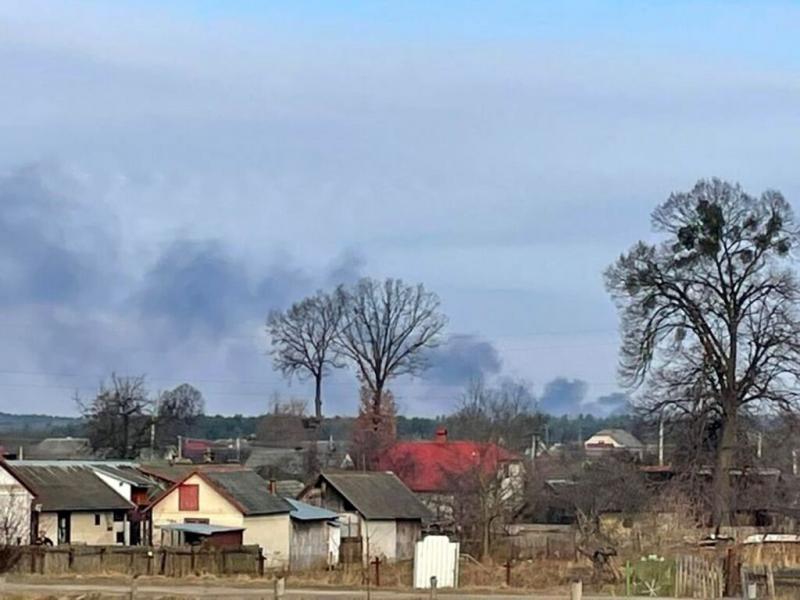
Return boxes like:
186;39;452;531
363;519;396;562
93;470;132;502
0;464;32;544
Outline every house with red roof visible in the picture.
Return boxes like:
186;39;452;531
378;427;525;527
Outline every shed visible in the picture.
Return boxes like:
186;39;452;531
285;498;340;570
299;471;431;563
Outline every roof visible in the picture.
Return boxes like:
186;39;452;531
318;471;431;520
149;468;292;517
93;464;156;487
8;463;134;512
137;463;244;484
378;439;521;493
159;523;244;536
285;498;339;521
587;429;644;449
26;437;96;460
275;479;305;498
202;470;292;516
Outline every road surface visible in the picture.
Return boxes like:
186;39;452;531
0;579;692;599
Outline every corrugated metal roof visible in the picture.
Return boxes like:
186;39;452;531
202;470;292;516
159;523;244;535
9;463;134;511
320;472;431;521
285;498;339;521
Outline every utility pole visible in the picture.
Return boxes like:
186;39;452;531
756;432;763;460
658;417;664;467
177;435;182;460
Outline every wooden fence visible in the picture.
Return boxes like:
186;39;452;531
6;545;265;577
674;554;725;599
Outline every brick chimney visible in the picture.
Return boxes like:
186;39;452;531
435;426;448;444
268;479;277;495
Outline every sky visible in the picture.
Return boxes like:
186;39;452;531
0;1;798;417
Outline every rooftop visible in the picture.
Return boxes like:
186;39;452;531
318;471;431;521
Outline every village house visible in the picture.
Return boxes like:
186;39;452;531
8;462;134;545
584;429;644;459
284;498;340;570
91;464;162;545
147;468;292;567
0;460;35;544
378;427;525;526
299;471;430;563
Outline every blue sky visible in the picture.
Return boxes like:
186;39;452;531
0;1;798;416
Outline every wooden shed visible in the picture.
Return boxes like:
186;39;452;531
284;498;340;570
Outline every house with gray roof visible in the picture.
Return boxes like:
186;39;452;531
8;461;134;545
584;429;645;459
299;471;431;563
148;468;292;567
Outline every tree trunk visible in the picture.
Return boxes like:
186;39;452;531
712;408;738;530
313;376;323;421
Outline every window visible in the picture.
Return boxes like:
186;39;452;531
94;514;101;526
178;484;200;511
116;531;125;544
113;511;125;522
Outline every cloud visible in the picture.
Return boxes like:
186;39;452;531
422;334;502;386
538;377;588;416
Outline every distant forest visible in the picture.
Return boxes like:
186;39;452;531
0;410;637;446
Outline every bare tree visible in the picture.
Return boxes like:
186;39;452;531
351;383;397;470
447;377;543;451
78;373;154;458
267;290;345;421
605;178;800;527
336;278;447;413
156;383;205;447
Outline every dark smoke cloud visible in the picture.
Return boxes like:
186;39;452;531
0;163;115;307
591;392;631;416
422;334;502;386
538;377;588;416
0;163;368;413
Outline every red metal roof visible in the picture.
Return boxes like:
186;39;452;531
378;437;520;493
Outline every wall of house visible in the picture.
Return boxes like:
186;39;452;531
584;434;623;448
290;520;331;570
242;513;290;568
0;466;32;544
151;474;246;544
71;512;126;545
93;471;131;502
39;511;123;545
363;519;396;561
394;519;421;560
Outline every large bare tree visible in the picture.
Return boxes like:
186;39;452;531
605;178;800;527
156;383;205;447
78;373;154;459
336;278;447;413
267;290;345;421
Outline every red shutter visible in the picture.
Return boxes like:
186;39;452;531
178;484;199;511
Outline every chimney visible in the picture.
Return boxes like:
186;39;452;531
268;479;277;495
435;426;448;444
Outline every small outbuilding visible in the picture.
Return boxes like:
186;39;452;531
285;498;340;570
299;471;431;563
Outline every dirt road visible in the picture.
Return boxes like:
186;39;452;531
0;579;689;600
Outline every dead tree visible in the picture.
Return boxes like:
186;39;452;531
606;179;800;528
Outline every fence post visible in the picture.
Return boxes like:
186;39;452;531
429;576;437;599
766;565;775;600
372;556;381;587
504;560;512;587
273;577;285;599
258;547;265;577
570;579;583;600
